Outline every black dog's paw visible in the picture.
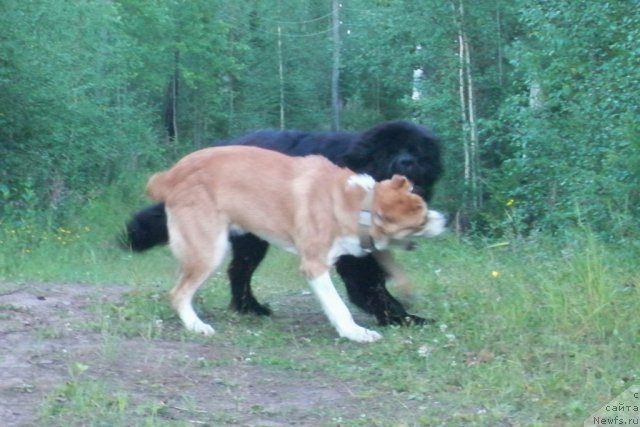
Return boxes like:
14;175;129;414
380;313;436;327
389;239;417;251
232;299;272;316
250;303;272;317
403;314;436;326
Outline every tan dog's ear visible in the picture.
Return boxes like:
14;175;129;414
390;175;414;192
390;175;407;189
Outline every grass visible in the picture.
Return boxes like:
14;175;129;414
1;191;639;426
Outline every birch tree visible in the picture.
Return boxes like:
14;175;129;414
453;0;481;211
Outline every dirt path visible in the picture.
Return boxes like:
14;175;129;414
0;282;409;426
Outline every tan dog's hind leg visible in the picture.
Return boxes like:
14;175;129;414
167;209;229;335
304;257;382;343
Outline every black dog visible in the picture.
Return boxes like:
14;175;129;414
124;120;443;325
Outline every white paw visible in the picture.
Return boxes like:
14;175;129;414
340;326;382;343
187;320;215;336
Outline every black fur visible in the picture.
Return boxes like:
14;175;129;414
123;120;442;326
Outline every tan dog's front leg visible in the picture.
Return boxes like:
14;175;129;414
373;250;415;299
308;271;382;343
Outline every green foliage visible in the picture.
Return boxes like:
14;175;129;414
486;1;640;237
0;0;160;225
219;0;337;131
1;0;638;239
0;172;153;282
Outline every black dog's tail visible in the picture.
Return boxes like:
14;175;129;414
121;203;169;252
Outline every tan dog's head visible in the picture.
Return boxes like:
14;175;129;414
370;175;445;247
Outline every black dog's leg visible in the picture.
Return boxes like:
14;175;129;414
335;254;433;326
228;233;272;316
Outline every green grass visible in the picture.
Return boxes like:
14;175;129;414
1;192;639;426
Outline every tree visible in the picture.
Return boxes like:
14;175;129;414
2;0;636;239
0;0;158;220
492;0;640;236
453;0;481;211
331;0;341;131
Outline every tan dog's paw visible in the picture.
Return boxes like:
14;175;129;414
187;321;215;336
341;326;382;343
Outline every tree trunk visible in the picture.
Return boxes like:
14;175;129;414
164;50;179;146
454;0;481;210
465;29;481;209
457;26;470;189
277;24;285;129
496;6;504;87
331;0;341;131
226;75;235;135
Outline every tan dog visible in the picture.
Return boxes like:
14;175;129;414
145;145;445;343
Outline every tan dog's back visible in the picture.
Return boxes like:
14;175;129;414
147;146;360;246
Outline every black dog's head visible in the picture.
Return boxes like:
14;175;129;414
343;121;443;201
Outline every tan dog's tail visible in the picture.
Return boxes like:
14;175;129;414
146;171;171;202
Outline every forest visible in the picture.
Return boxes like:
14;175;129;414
0;2;639;426
1;0;638;239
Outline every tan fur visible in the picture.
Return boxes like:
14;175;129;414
144;145;442;342
373;250;414;297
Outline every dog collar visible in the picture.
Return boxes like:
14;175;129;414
359;210;372;227
358;189;376;252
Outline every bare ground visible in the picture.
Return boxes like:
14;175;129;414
0;282;427;426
